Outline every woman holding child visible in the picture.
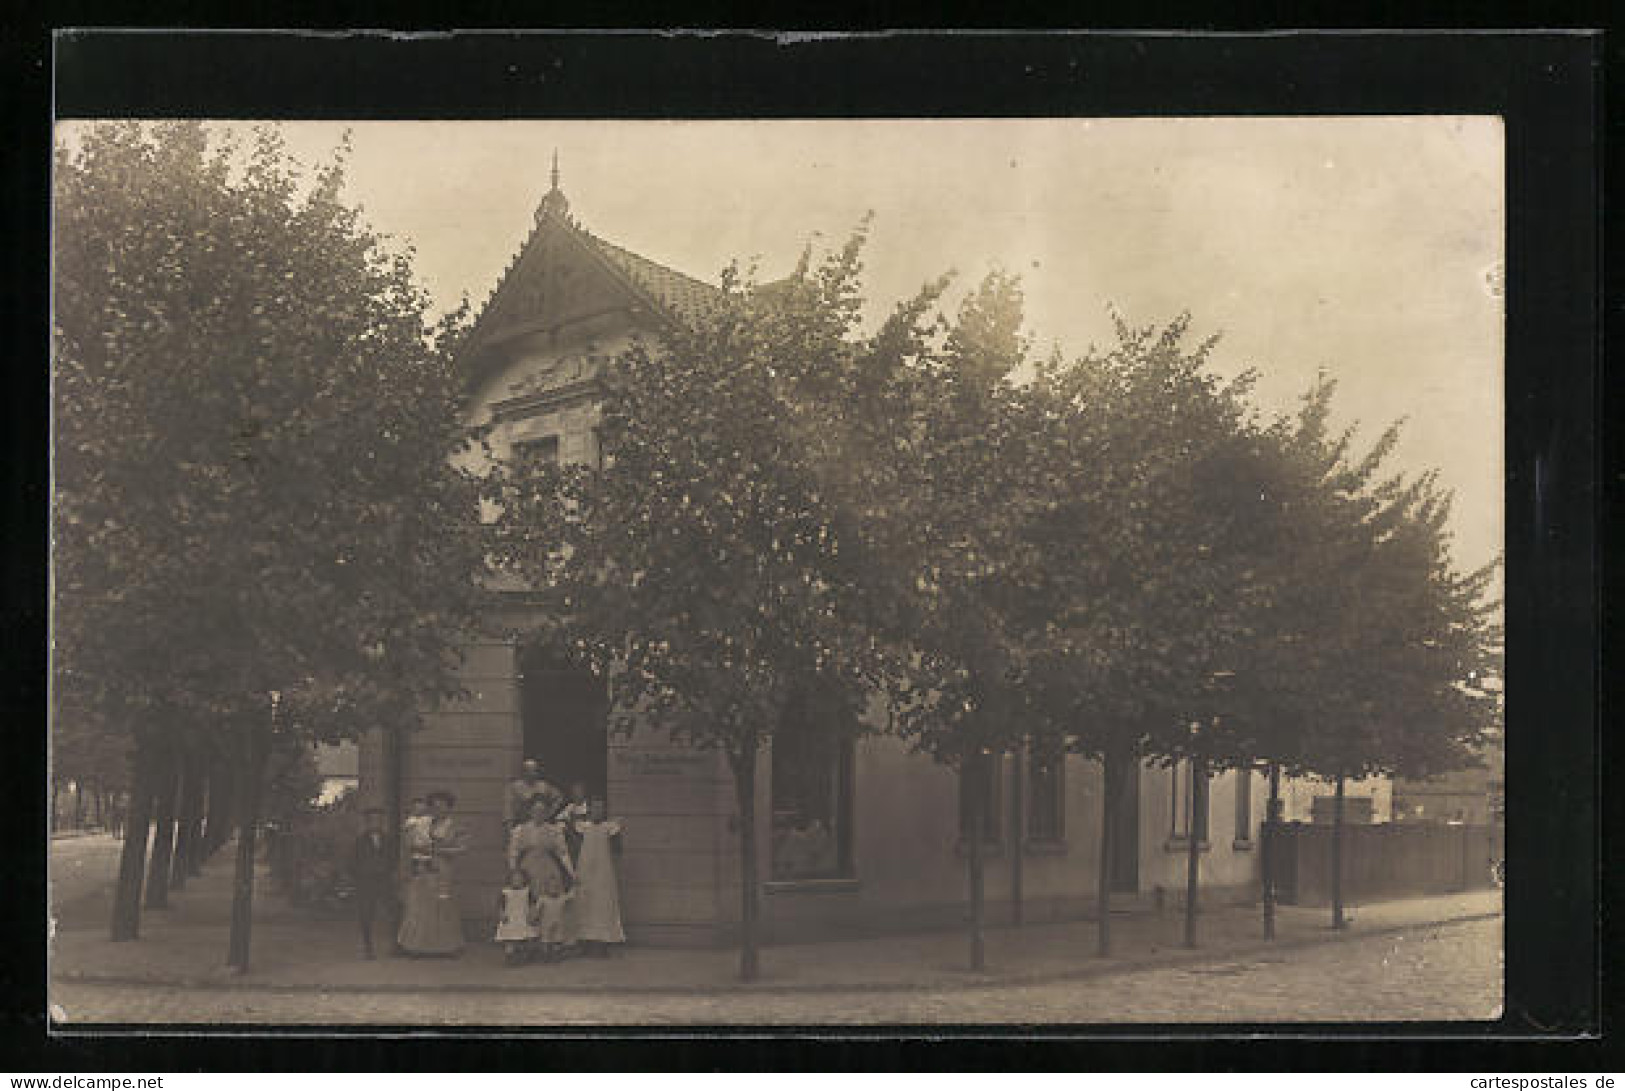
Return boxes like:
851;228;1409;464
506;795;576;962
396;790;466;956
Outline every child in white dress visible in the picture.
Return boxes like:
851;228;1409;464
494;869;538;966
532;866;574;962
402;798;433;876
572;797;625;956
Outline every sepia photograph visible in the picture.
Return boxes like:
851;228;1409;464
49;114;1508;1028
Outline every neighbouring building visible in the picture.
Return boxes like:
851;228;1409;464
1278;774;1394;825
358;166;1272;945
1392;736;1505;826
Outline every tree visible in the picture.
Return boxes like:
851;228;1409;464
53;122;485;963
878;271;1048;970
488;236;901;981
1240;377;1502;928
1023;314;1283;953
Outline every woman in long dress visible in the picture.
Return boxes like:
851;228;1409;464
396;790;466;956
572;797;625;954
507;796;575;959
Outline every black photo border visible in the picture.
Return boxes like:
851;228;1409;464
5;26;1606;1071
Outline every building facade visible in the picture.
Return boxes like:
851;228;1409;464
359;170;1270;945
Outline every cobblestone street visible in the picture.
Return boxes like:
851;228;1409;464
52;916;1499;1026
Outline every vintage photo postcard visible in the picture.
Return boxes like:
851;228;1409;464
50;112;1510;1027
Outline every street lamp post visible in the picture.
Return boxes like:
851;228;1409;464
1183;719;1206;950
1330;772;1348;930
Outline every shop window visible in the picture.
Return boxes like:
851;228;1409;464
959;750;1003;844
1027;739;1065;842
1169;759;1210;843
770;702;855;881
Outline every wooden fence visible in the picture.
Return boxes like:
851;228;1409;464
1273;820;1503;905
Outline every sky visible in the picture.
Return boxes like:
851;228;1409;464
242;118;1504;573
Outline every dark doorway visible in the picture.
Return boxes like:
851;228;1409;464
1109;757;1140;893
518;645;608;804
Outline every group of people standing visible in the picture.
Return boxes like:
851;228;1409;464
497;759;626;966
349;758;625;966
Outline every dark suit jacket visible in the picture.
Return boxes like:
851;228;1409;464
353;830;396;895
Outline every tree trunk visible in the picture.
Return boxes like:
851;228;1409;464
1008;745;1024;926
72;781;85;830
1331;773;1347;930
51;779;61;834
1183;755;1204;948
1096;748;1118;957
1262;762;1281;940
227;712;272;973
730;731;761;983
144;755;180;909
109;745;158;941
966;750;987;971
171;751;205;892
92;781;105;829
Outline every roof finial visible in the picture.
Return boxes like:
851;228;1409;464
537;149;570;223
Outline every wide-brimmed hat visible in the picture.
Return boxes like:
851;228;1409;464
426;789;457;808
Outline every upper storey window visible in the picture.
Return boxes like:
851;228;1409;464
512;434;560;465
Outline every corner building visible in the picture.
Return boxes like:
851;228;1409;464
359;171;1269;945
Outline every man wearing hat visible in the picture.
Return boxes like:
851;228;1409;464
352;805;396;959
504;758;561;833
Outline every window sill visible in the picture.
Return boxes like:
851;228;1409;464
1232;838;1256;852
1163;837;1212;854
764;878;860;895
1023;839;1068;856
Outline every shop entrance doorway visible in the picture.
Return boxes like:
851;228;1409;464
518;645;608;805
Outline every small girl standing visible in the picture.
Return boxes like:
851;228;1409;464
532;859;575;962
494;869;538;967
572;798;626;956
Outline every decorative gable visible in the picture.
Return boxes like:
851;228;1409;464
473;222;639;350
461;162;721;391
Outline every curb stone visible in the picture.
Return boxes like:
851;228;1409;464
52;910;1500;998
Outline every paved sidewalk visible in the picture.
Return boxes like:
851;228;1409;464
51;844;1501;995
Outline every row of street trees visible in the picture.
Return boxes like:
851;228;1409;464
53;122;488;968
55;122;1500;981
486;234;1503;979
